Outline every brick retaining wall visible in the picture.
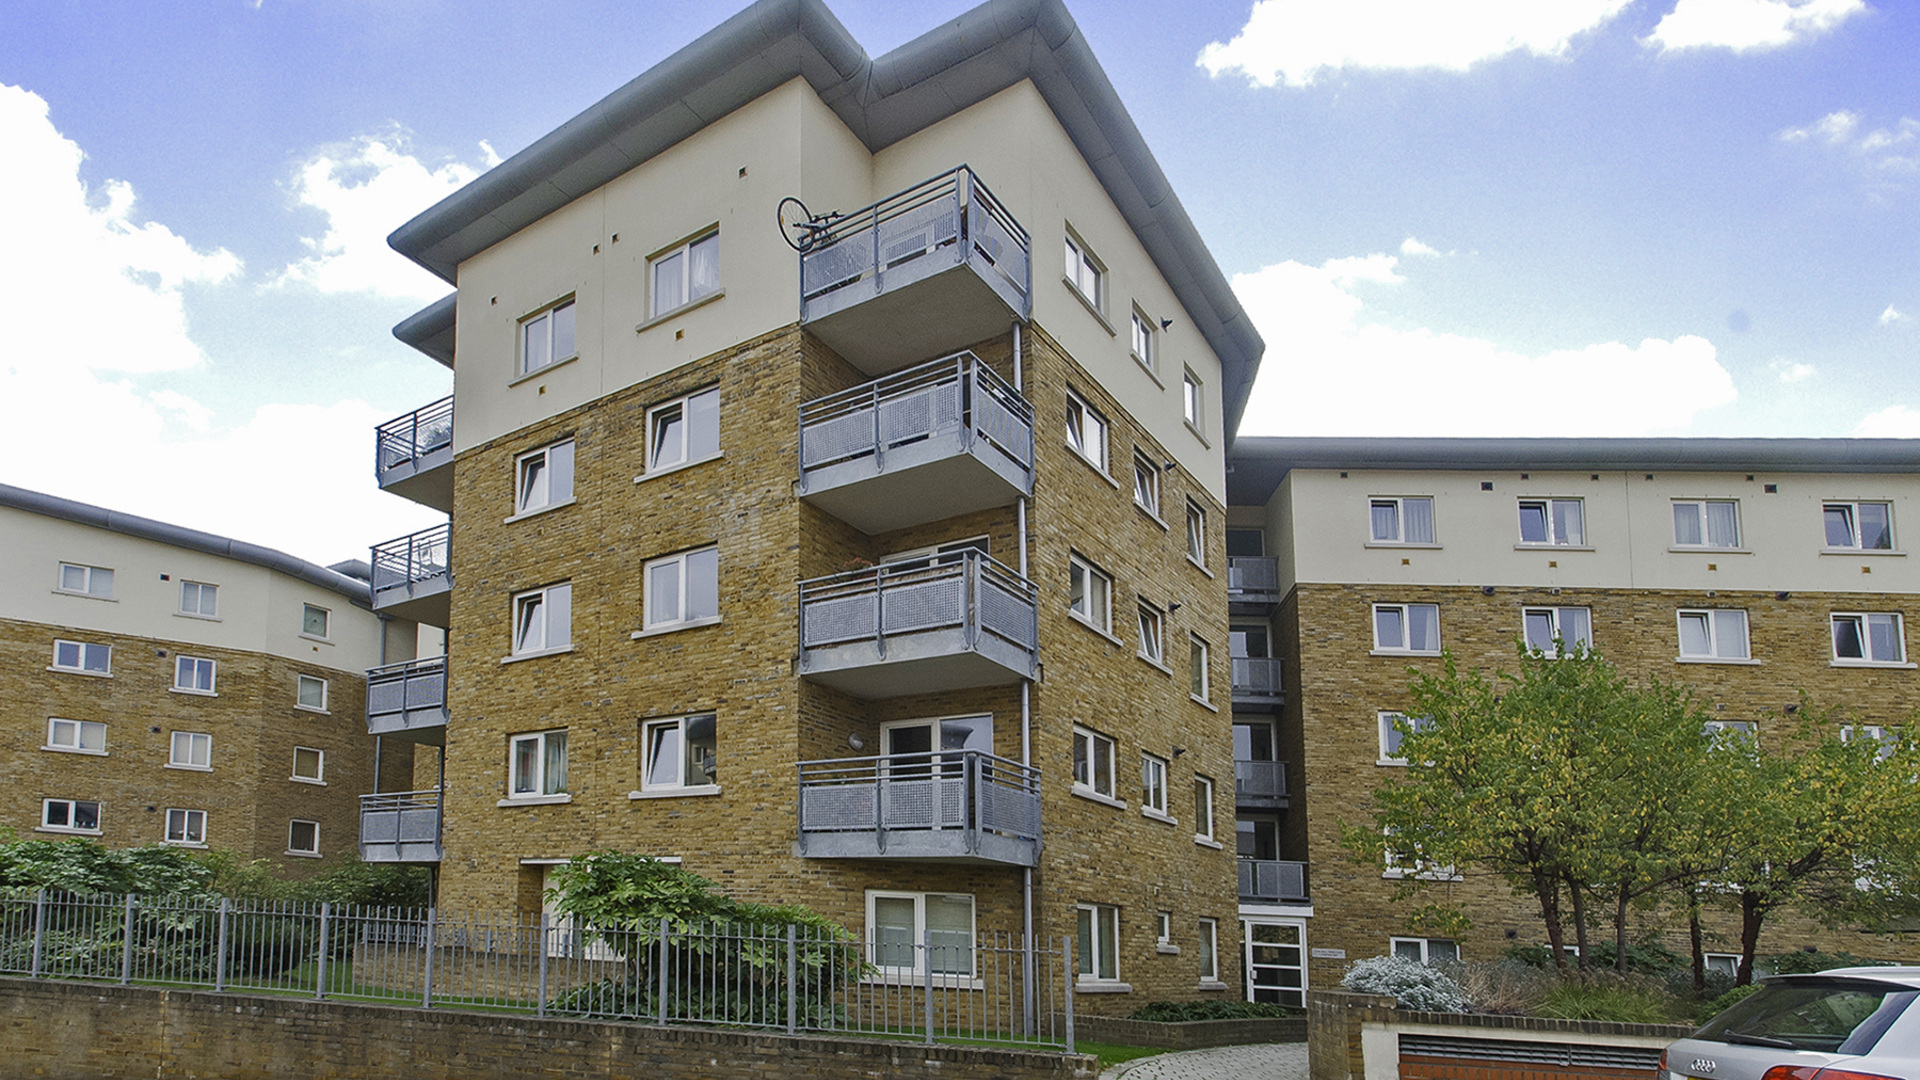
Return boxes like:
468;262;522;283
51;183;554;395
1069;1014;1306;1049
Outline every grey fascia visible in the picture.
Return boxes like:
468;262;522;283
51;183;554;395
393;293;456;369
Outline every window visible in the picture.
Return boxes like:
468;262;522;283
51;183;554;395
1136;601;1164;664
1064;231;1103;308
1842;725;1899;761
1076;903;1120;983
1678;609;1750;661
297;674;329;712
509;730;569;797
647;386;720;473
1833;613;1906;665
1065;390;1107;472
42;798;100;834
300;604;330;638
1392;937;1459;965
1704;953;1741;978
46;718;105;755
288;820;320;856
1141;753;1169;816
1068;555;1112;633
1155;911;1173;947
1193;776;1216;842
641;714;718;791
1197;918;1220;982
292;747;325;783
1189;636;1210;701
173;655;216;694
1130;309;1154;370
1182;369;1202;433
1370;496;1435;545
511;582;573;656
1383;827;1455;879
1523;607;1592;657
1518;498;1584;545
1703;720;1757;748
179;580;218;617
57;562;113;598
519;298;575;376
169;731;211;770
1824;501;1894;550
165;808;207;846
651;230;719;317
515;439;575;515
1132;452;1160;516
1073;727;1117;800
52;639;111;675
1226;528;1265;557
1379;711;1432;765
644;547;719;631
1185;500;1207;566
1673;499;1741;548
869;891;975;978
1373;603;1440;654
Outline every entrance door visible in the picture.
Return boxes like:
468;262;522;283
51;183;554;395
1243;919;1306;1007
880;716;992;829
543;865;617;960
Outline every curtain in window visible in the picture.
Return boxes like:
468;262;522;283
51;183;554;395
1370;502;1398;542
1403;498;1434;544
543;732;568;795
1868;614;1902;661
1706;501;1738;546
689;234;720;301
1679;613;1711;656
1860;503;1893;549
1406;606;1438;652
874;897;915;969
927;895;974;975
1673;504;1703;546
1552;500;1584;545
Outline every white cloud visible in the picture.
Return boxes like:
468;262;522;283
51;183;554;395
1198;0;1632;87
274;132;488;301
1882;305;1909;325
1645;0;1868;53
1780;110;1861;144
1778;110;1920;188
1234;251;1738;436
1768;359;1816;383
1854;405;1920;437
1399;236;1443;257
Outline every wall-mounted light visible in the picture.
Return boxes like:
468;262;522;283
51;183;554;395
1160;318;1173;330
1168;602;1183;613
1776;591;1791;601
1162;461;1178;472
1480;586;1495;596
1171;746;1187;758
847;733;866;751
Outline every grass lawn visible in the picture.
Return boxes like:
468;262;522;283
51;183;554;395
1075;1040;1172;1070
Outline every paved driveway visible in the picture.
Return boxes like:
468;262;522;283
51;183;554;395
1102;1042;1309;1080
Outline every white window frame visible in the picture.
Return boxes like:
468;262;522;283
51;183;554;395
650;229;720;319
508;729;569;799
287;820;321;857
1072;726;1119;802
1193;775;1216;844
165;808;208;847
1672;499;1742;549
1391;937;1460;964
1823;500;1895;551
51;638;111;676
1189;635;1211;703
179;580;219;618
1703;720;1758;748
1068;554;1112;634
1130;308;1155;372
1185;499;1207;567
1522;606;1593;658
639;713;719;794
173;655;217;695
1370;496;1436;545
510;582;573;658
291;746;325;784
1372;603;1441;655
300;603;330;640
866;890;977;981
642;546;719;632
1065;389;1108;473
168;731;212;771
41;798;101;835
46;718;106;755
513;439;575;517
1677;608;1752;662
1517;498;1586;547
297;674;329;713
645;386;721;475
1842;725;1899;762
1197;918;1220;983
1132;451;1161;517
1141;753;1171;819
519;297;576;377
1182;368;1203;435
1378;711;1432;766
1832;613;1909;666
1076;902;1121;984
1383;827;1458;880
1064;229;1103;310
1155;911;1173;947
1136;601;1165;664
56;562;114;599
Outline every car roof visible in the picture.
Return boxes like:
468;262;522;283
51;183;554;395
1763;966;1920;988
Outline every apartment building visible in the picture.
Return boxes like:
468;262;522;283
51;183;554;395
1224;436;1920;988
362;0;1262;1007
0;484;420;870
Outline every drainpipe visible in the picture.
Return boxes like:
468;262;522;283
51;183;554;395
374;613;391;794
1014;318;1036;1036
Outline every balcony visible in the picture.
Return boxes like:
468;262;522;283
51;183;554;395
366;656;448;746
371;523;451;627
359;790;442;863
798;352;1033;535
1239;859;1309;904
800;167;1031;375
1234;759;1289;810
1232;657;1284;711
799;551;1038;699
1228;557;1279;615
797;751;1039;867
375;396;454;512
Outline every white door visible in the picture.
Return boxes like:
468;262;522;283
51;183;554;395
1243;918;1307;1007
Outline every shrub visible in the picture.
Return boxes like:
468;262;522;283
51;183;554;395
1764;949;1891;975
1128;1001;1297;1022
1535;975;1681;1023
1448;958;1553;1016
1342;955;1471;1012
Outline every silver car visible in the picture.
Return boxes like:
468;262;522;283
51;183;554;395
1663;967;1920;1080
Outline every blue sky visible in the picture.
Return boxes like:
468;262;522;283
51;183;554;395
1;0;1914;564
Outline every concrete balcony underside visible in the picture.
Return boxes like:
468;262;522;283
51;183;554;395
365;656;448;747
806;264;1026;377
797;753;1040;868
1239;859;1308;903
800;633;1035;699
802;444;1027;536
360;791;442;863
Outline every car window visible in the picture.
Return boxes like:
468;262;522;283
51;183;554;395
1696;979;1916;1055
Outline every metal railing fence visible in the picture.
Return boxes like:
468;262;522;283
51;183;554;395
375;395;454;476
0;891;1074;1050
798;549;1039;657
797;350;1034;488
799;166;1030;313
370;523;451;595
797;751;1042;852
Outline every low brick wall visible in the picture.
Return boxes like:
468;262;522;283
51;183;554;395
0;977;1096;1080
1070;1014;1306;1049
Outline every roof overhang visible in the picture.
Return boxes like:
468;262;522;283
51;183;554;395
393;293;456;369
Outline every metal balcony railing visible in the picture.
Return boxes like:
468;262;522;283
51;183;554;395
366;656;448;743
797;751;1040;867
1232;657;1284;707
1234;759;1287;804
359;789;443;863
376;396;453;476
1227;557;1279;611
1238;859;1308;903
370;523;451;620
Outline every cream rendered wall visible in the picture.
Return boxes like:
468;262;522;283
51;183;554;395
0;506;387;672
870;81;1229;502
1282;468;1920;595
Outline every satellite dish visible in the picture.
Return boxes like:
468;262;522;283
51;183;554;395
777;196;833;253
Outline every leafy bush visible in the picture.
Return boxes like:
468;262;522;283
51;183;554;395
1128;1000;1297;1021
1586;939;1685;974
1342;955;1471;1012
1448;958;1553;1016
1536;975;1682;1023
1764;949;1891;975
